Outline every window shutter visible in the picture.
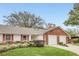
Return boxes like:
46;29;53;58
3;34;6;44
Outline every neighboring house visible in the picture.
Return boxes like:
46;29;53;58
0;25;71;46
70;36;79;44
70;32;79;44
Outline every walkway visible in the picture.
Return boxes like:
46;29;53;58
52;44;79;55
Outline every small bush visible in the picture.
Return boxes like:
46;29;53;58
59;42;63;45
63;44;68;47
6;41;13;44
27;41;35;47
33;40;44;47
20;41;27;44
0;40;44;53
16;43;28;48
13;41;21;44
0;48;6;53
59;42;68;47
0;43;2;45
0;46;8;53
0;42;30;53
9;44;17;49
18;44;24;48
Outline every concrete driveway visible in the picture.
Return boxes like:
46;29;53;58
52;44;79;55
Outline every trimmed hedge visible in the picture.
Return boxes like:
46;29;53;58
0;40;44;53
33;40;44;47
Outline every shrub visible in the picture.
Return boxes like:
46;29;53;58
22;44;28;47
16;43;28;48
9;44;17;49
20;41;27;44
0;48;6;53
59;42;68;47
0;46;9;53
63;44;68;47
18;44;24;48
6;41;13;44
0;45;16;53
27;41;35;47
0;43;2;45
0;42;30;53
0;40;44;53
13;41;21;44
59;42;63;45
33;40;44;47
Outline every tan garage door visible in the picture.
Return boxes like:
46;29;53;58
48;35;57;45
59;36;66;44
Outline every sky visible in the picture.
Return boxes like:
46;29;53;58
0;3;76;29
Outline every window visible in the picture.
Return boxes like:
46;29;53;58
23;35;26;40
21;35;29;41
6;34;10;42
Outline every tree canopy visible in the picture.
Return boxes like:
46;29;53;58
64;3;79;26
66;29;77;36
4;11;46;29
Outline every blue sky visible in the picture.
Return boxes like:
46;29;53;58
0;3;75;29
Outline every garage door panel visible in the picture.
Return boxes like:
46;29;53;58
48;35;57;45
59;36;66;44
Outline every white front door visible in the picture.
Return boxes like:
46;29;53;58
59;36;66;44
48;35;57;45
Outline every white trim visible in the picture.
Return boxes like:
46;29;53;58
29;35;31;41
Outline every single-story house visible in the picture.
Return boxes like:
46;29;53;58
0;25;71;46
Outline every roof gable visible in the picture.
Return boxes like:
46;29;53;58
45;27;70;36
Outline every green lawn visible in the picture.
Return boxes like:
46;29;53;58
0;46;78;56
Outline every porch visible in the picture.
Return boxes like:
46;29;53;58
1;34;43;44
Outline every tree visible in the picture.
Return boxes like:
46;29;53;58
4;11;46;29
66;29;77;36
64;3;79;26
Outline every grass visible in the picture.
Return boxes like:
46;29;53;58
0;46;78;56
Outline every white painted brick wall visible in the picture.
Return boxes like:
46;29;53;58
14;34;21;42
0;34;2;43
35;35;43;40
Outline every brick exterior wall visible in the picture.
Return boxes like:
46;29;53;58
43;27;69;45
